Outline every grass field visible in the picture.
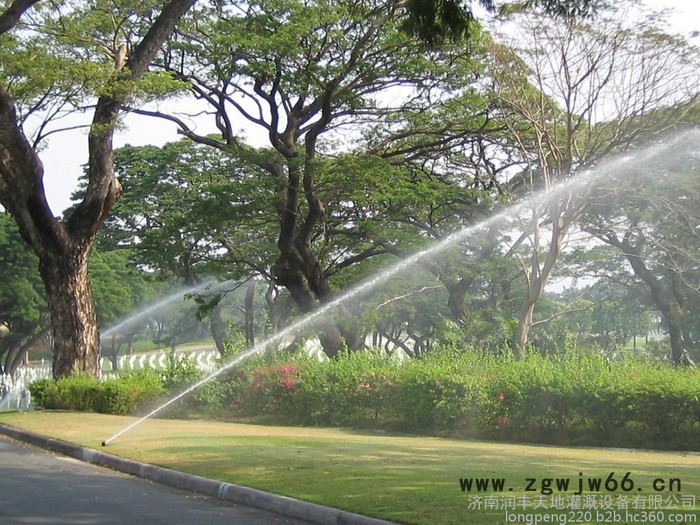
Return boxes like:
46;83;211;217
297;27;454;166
1;412;698;525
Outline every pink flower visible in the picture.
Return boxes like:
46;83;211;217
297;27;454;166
277;364;297;375
281;377;300;390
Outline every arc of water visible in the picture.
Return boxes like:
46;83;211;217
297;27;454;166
101;280;232;339
102;131;699;446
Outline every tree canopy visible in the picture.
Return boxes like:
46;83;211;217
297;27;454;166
0;0;698;375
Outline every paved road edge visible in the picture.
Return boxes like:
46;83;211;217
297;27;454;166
0;423;399;525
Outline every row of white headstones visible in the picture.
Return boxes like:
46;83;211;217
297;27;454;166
104;349;219;373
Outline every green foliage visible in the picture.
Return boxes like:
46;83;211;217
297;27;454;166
93;371;165;415
89;249;152;326
294;351;402;425
0;213;45;329
400;0;478;45
101;140;277;283
204;349;699;449
160;352;202;390
29;371;165;415
26;346;700;449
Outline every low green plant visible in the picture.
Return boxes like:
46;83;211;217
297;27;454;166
29;370;165;415
28;346;700;449
205;348;699;450
160;351;201;390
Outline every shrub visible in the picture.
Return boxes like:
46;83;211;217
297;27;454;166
93;371;165;415
207;348;699;449
293;351;403;426
27;379;53;407
160;352;202;390
244;363;304;416
29;371;165;415
27;346;700;450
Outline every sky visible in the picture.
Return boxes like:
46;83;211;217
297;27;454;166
37;0;700;215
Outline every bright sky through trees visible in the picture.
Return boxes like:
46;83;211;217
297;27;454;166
36;0;699;215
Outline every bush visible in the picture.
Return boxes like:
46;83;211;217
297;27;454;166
29;371;165;415
160;352;202;390
207;348;699;450
93;371;165;415
294;351;402;426
27;347;700;450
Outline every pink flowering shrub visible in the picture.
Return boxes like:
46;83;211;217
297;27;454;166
239;363;304;415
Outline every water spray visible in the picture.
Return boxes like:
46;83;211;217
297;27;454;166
101;130;699;446
100;280;230;339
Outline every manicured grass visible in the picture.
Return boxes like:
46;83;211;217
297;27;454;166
1;412;698;525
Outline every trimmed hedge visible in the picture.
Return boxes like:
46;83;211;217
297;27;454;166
204;350;700;450
27;350;700;450
29;371;165;415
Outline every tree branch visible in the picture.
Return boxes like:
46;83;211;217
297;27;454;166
0;0;40;35
68;0;197;240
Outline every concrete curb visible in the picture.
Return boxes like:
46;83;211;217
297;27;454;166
0;423;399;525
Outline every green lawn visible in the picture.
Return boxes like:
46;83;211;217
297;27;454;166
1;412;698;525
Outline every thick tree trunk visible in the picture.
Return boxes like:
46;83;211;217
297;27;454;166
625;254;689;365
446;278;473;324
667;319;688;366
273;251;347;358
39;248;100;378
592;230;691;366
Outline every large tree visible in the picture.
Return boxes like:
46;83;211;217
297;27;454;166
132;0;494;357
486;4;699;356
104;140;278;352
0;0;195;378
582;141;700;364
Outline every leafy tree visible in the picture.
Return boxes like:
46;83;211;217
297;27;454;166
133;0;497;357
100;140;280;352
583;146;700;364
485;3;699;356
0;0;604;372
107;140;278;279
0;0;195;378
0;211;46;374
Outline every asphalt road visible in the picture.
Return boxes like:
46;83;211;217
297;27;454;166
0;436;309;525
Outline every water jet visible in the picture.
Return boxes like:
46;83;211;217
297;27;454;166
100;280;226;339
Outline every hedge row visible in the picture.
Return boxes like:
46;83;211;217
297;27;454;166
29;371;165;415
196;350;700;449
28;350;700;450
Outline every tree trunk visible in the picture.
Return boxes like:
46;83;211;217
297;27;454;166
39;248;100;378
514;198;568;357
209;302;228;355
244;278;257;347
446;278;473;324
514;301;534;359
274;251;347;357
611;236;690;366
